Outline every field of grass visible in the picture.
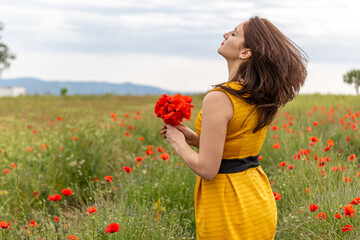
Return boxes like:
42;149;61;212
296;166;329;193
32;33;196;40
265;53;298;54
0;93;359;239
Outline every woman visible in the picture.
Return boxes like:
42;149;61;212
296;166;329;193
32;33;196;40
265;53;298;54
160;16;307;239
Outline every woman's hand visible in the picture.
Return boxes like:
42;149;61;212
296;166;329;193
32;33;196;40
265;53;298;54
160;124;186;151
160;123;199;148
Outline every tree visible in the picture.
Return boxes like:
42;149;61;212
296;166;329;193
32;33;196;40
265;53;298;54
0;22;16;75
343;69;360;95
60;88;68;96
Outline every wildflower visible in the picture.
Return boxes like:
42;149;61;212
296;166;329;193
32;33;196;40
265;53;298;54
62;188;73;196
34;191;39;197
286;164;294;170
343;205;355;217
105;223;120;234
87;207;97;215
258;155;263;160
72;136;78;141
33;129;38;134
313;121;319;126
349;154;356;161
135;157;143;162
0;221;11;230
53;216;60;223
57;116;62;121
3;168;10;174
160;153;170;160
342;225;354;232
316;212;326;220
28;220;37;227
135;111;140;115
323;146;330;151
94;178;99;182
104;176;113;183
334;213;343;219
327;139;334;147
344;177;352;183
68;235;79;240
157;147;164;153
273;192;281;201
124;132;130;137
146;149;154;155
318;159;325;167
309;204;319;212
310;136;319;143
305;127;312;132
271;126;279;130
123;166;133;173
305;188;309;193
138;136;144;141
272;143;280;149
49;194;61;201
278;162;287;168
124;113;129;118
41;144;48;150
346;137;350;142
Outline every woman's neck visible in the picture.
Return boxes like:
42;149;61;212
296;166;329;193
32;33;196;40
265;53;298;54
226;59;242;81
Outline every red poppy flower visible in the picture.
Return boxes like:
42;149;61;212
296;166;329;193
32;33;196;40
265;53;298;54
273;192;281;201
343;205;355;217
310;136;319;143
123;166;133;173
104;176;113;183
316;212;326;220
68;235;79;240
305;188;309;193
160;153;169;160
309;204;319;212
342;225;354;232
286;164;294;170
28;220;37;227
49;194;61;201
154;94;194;126
157;147;164;153
87;207;97;215
258;155;263;161
53;216;60;223
0;221;11;230
334;213;343;219
146;149;154;155
313;121;319;126
273;143;280;149
34;191;39;197
138;137;144;141
105;223;120;234
344;177;352;183
271;126;279;130
3;168;10;174
349;154;356;161
62;188;73;196
72;136;78;141
135;157;143;162
278;162;287;168
350;197;360;205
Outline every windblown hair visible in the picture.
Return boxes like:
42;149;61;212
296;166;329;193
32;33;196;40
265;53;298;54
213;16;308;133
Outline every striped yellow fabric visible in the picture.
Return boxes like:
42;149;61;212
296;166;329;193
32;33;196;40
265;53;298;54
194;81;277;239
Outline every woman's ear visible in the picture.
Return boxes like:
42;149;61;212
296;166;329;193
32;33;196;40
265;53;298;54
239;48;252;60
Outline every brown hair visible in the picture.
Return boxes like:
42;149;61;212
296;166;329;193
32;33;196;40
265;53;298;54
213;16;308;132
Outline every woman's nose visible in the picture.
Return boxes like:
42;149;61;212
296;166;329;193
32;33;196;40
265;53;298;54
223;32;228;39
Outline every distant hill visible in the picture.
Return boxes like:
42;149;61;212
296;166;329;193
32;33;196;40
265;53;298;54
0;77;199;96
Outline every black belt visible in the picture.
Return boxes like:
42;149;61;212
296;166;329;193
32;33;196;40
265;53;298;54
218;155;260;173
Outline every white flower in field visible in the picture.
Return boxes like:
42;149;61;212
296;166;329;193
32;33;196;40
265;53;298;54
69;161;77;167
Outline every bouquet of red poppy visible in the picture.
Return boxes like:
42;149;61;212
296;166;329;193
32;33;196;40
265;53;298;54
154;93;194;126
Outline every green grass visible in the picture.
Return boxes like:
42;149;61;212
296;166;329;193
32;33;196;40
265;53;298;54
0;93;358;239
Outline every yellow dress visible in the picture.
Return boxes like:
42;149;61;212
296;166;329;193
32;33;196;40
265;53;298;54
194;81;277;239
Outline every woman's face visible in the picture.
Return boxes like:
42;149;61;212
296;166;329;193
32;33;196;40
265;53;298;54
218;21;247;60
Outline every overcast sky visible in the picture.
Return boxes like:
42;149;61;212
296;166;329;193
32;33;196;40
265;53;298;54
0;0;359;94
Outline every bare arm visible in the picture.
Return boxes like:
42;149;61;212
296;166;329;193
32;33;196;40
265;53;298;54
162;90;233;181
